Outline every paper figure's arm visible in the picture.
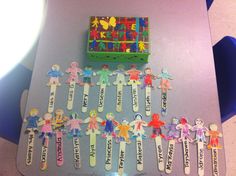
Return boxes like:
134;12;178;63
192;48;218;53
96;117;103;123
83;117;90;124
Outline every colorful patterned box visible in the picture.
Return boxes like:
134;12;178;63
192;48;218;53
87;16;150;63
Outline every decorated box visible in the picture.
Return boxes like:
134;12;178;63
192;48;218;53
87;16;150;63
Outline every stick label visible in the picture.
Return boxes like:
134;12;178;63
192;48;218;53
166;142;174;172
41;144;48;164
26;133;34;165
198;148;204;170
132;85;138;111
136;140;143;165
118;149;125;169
98;86;105;110
145;87;151;116
82;93;88;108
56;136;63;162
90;144;96;158
157;144;164;163
48;89;56;112
161;92;167;115
183;139;190;168
212;148;219;175
105;138;112;165
68;82;75;102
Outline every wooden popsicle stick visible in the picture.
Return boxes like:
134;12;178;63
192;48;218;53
105;135;113;171
116;83;123;112
183;138;191;175
82;83;90;113
145;86;151;116
48;84;57;113
73;137;81;169
212;148;219;176
98;83;106;112
89;132;96;167
40;136;49;171
118;141;126;176
131;83;139;112
67;81;76;110
165;139;175;174
56;131;64;166
136;136;144;171
25;131;35;166
155;136;164;171
161;91;167;116
197;141;204;176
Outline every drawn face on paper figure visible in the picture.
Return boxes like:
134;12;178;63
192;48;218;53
55;109;64;120
102;64;109;70
134;113;143;121
122;120;129;125
145;67;152;75
90;110;97;118
172;117;179;125
29;108;39;116
52;64;60;71
70;112;78;120
44;113;52;120
117;64;125;71
209;124;218;131
195;118;204;126
71;62;79;68
162;68;168;74
106;113;114;120
130;64;137;70
152;113;160;121
180;117;187;125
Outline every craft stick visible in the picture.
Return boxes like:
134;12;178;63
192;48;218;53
192;118;208;176
81;66;95;113
105;135;113;170
155;136;164;171
130;113;147;171
90;132;96;167
118;141;126;176
206;123;223;176
97;64;112;113
98;83;106;112
26;131;35;166
126;64;142;112
145;86;151;116
157;68;172;116
142;67;155;116
56;131;64;166
24;108;40;166
165;117;179;174
176;117;193;175
48;84;57;113
84;110;102;167
53;109;68;167
47;64;63;113
116;120;132;176
40;136;49;171
67;81;76;110
148;114;165;171
82;83;90;113
102;112;118;170
113;64;127;112
165;139;175;174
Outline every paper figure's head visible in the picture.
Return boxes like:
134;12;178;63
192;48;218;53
172;117;179;124
122;120;129;125
152;113;160;120
29;108;39;116
209;123;218;131
144;67;152;74
55;109;64;116
195;118;204;126
43;113;52;120
161;68;168;74
85;65;92;70
117;64;125;70
89;109;97;118
52;64;60;71
71;61;79;68
134;113;143;120
180;117;187;125
106;112;114;120
102;64;109;70
130;64;137;69
70;112;79;119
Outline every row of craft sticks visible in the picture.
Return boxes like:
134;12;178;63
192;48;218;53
47;62;173;116
24;109;222;175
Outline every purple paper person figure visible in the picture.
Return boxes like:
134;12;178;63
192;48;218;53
165;117;179;140
192;118;208;143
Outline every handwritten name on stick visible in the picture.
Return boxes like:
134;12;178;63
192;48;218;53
26;133;34;165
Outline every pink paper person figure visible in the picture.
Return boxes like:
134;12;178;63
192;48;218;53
66;61;82;84
176;117;193;142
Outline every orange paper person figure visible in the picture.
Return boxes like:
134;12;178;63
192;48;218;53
206;124;223;149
